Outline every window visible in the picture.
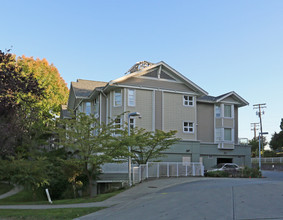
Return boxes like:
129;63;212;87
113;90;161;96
183;96;194;106
224;105;232;118
129;118;135;129
85;102;91;115
215;128;222;141
78;104;83;112
114;117;122;135
183;122;194;133
224;128;232;141
114;90;122;107
215;105;221;118
128;89;135;106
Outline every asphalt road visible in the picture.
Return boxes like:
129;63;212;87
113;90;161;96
78;171;283;220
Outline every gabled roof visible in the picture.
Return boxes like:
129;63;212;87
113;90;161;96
198;91;249;107
107;61;208;96
71;79;107;98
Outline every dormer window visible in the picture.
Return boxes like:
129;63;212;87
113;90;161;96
183;95;194;106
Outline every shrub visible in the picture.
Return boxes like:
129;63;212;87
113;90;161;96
205;171;229;177
242;167;262;178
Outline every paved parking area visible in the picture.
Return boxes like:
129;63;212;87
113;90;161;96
1;171;283;220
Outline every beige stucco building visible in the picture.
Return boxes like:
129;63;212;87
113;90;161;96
64;61;251;170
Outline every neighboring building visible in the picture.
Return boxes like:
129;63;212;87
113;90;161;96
65;61;251;171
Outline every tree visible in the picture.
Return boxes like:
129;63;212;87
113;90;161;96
0;50;44;157
249;136;267;157
270;119;283;152
17;56;69;117
57;112;128;197
130;128;180;165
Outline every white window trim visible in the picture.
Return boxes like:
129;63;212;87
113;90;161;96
215;127;234;143
183;95;194;107
183;121;194;133
128;89;136;107
114;90;122;107
223;104;234;118
129;117;135;129
224;128;234;142
113;117;122;136
215;104;221;118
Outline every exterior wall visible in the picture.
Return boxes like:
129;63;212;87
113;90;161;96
197;103;214;142
120;77;196;93
101;94;107;124
234;106;239;144
67;87;76;109
163;92;196;140
125;89;153;131
160;141;201;163
111;89;124;118
200;143;251;169
155;91;162;130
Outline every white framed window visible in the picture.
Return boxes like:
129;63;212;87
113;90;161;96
129;118;135;129
114;90;122;107
85;102;91;115
215;104;221;118
114;117;122;135
183;121;194;133
128;89;136;106
224;105;232;118
224;128;232;141
215;128;222;142
183;95;194;106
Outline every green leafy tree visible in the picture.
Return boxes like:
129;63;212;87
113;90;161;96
130;128;180;165
249;136;267;157
57;112;128;197
270;119;283;152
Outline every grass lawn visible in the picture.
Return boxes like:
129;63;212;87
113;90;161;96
0;207;105;220
0;188;125;205
0;183;14;195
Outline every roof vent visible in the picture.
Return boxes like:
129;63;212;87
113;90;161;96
125;61;154;74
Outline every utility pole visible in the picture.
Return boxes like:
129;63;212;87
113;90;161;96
253;103;266;171
250;123;259;139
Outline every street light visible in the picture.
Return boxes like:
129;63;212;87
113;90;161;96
128;112;141;187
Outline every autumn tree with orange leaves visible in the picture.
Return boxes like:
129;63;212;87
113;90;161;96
0;50;69;157
17;56;69;119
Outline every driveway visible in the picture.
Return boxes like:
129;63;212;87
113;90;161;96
77;171;283;220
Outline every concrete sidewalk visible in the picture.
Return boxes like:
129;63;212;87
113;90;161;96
0;184;23;200
0;177;204;209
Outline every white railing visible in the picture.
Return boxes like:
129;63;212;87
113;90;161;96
251;157;283;164
132;162;204;184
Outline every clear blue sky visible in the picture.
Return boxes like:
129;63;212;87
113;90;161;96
1;0;282;145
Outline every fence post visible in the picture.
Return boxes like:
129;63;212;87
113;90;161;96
139;166;141;182
201;164;204;176
185;162;188;177
176;162;179;177
146;163;149;179
157;163;159;178
167;163;169;177
192;163;195;176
